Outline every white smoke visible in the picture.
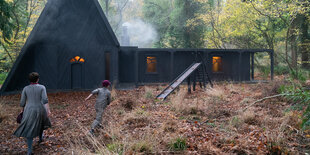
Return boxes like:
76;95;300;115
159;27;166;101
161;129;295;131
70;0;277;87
122;19;158;48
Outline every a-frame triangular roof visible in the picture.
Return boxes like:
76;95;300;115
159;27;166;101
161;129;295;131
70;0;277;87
1;0;120;93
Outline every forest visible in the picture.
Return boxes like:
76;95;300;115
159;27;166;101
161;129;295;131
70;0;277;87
0;0;310;154
0;0;309;81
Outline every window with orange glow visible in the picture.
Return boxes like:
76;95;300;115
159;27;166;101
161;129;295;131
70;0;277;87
212;56;222;72
70;56;85;63
146;57;157;73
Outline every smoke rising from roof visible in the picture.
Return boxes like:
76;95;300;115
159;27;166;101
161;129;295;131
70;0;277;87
122;19;158;48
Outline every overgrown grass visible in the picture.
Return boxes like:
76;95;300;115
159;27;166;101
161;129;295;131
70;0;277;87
0;103;8;124
274;65;290;75
230;109;260;128
68;123;125;154
287;89;310;130
168;136;187;151
144;86;154;99
279;83;310;130
289;69;309;83
68;124;160;154
0;72;8;85
170;87;187;113
110;84;118;101
67;96;161;154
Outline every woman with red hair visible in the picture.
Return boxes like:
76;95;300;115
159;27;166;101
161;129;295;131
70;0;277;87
85;80;111;135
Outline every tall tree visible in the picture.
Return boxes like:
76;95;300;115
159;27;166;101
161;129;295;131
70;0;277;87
98;0;129;37
143;0;206;48
195;0;309;71
299;2;310;69
0;0;13;43
0;0;46;71
0;0;14;72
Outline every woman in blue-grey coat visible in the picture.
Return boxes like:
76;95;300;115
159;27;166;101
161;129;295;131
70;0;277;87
13;72;51;155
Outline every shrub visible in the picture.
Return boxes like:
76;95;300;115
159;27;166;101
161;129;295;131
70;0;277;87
230;116;242;128
282;87;310;130
256;66;270;78
163;120;177;132
289;70;307;82
0;72;8;85
302;106;310;130
107;143;124;154
144;87;154;99
131;141;152;153
274;65;290;75
243;111;260;126
170;87;187;114
168;137;187;151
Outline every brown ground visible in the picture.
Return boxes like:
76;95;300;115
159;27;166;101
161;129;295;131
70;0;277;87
0;78;310;154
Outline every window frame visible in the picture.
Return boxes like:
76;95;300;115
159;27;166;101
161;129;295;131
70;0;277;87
145;55;158;74
212;56;223;73
70;56;85;64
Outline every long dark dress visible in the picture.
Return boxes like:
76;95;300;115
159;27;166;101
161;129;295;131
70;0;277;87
14;84;51;138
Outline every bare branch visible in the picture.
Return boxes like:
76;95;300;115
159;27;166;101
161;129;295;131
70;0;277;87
241;93;289;112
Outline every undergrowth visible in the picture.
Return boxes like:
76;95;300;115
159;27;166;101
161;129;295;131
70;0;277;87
0;72;8;85
279;84;310;130
0;103;8;124
168;136;187;151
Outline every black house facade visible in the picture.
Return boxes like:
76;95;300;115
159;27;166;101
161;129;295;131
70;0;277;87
0;0;274;94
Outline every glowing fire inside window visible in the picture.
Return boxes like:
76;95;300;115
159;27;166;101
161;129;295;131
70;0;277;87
70;56;85;63
212;56;222;72
75;56;80;61
147;57;157;73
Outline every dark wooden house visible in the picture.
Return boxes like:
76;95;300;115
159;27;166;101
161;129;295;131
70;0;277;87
0;0;274;94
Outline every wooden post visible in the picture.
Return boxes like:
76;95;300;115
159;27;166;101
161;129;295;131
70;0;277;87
135;50;139;87
193;71;196;91
199;81;203;88
202;52;206;88
205;52;209;87
187;76;191;93
170;51;174;81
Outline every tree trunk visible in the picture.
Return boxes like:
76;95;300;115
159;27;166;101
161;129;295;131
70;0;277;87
300;15;310;69
184;0;191;48
291;37;298;69
105;0;109;17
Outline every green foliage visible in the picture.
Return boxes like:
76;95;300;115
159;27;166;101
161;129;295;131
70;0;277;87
230;116;241;128
0;0;47;73
0;72;8;85
281;86;310;130
131;141;152;153
168;137;187;151
107;143;124;155
302;105;310;130
143;0;206;48
0;0;14;41
0;51;12;72
274;65;290;75
289;69;309;83
258;66;271;78
145;91;153;99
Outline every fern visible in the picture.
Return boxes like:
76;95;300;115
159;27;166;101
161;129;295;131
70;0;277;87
284;88;310;130
302;102;310;130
